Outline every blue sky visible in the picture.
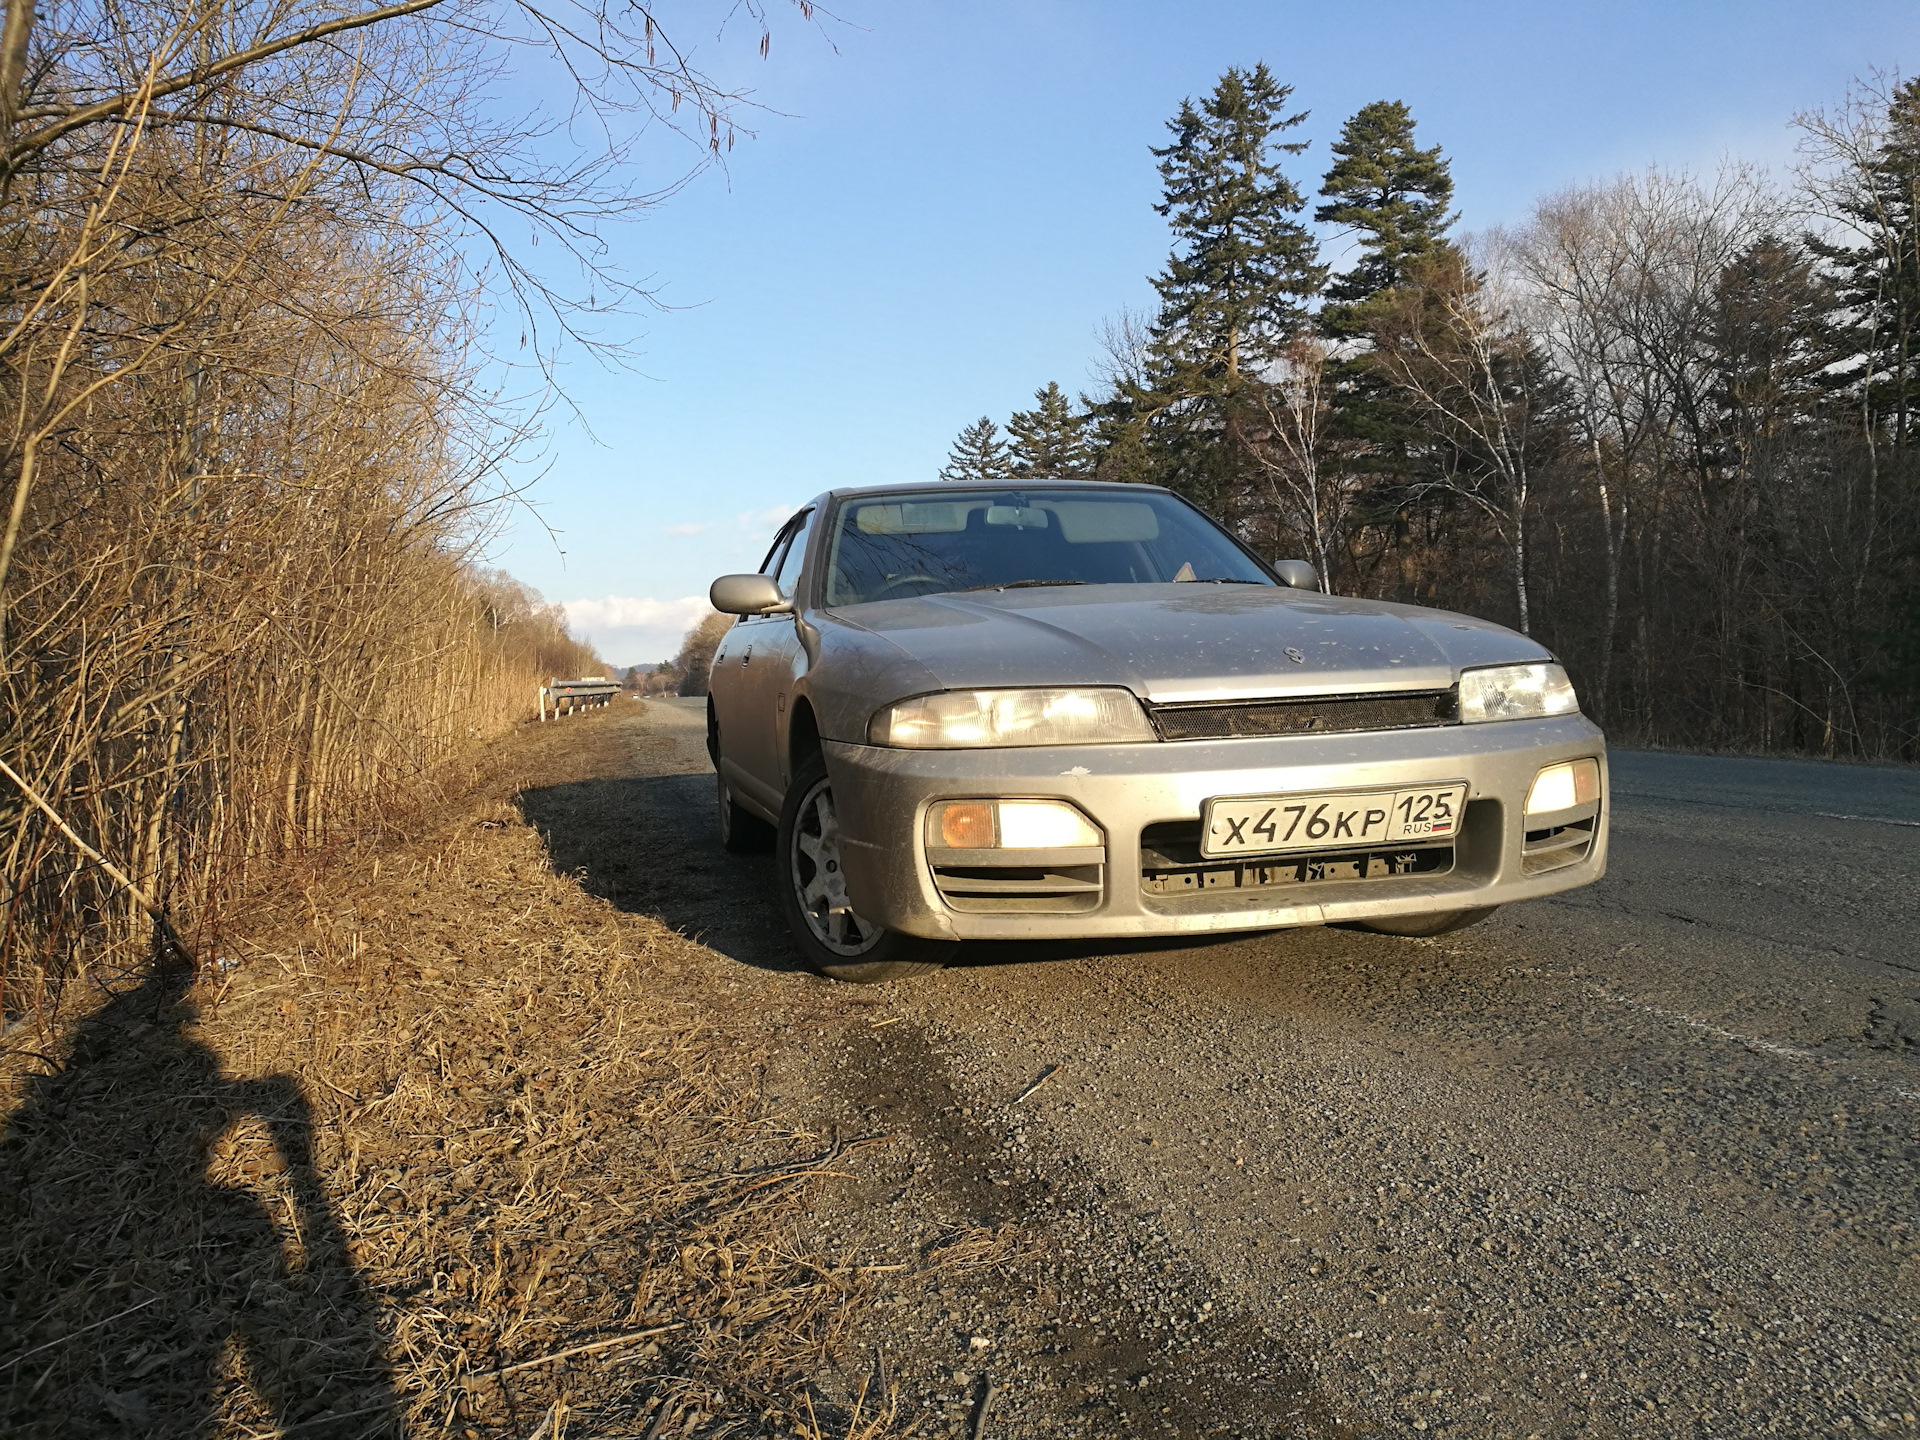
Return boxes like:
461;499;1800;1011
488;0;1920;666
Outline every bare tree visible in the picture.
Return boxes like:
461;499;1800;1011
1367;244;1559;632
1515;169;1766;712
673;611;731;697
1091;305;1158;395
1250;329;1349;588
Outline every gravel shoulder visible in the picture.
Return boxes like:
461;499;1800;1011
584;701;1919;1439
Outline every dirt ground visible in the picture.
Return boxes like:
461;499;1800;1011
0;703;894;1439
5;698;1916;1439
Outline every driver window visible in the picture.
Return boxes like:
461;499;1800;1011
772;509;814;602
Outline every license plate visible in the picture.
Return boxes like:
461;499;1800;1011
1200;782;1467;858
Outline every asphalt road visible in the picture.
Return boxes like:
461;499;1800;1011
557;700;1919;1438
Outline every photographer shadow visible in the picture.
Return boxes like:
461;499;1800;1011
0;955;400;1437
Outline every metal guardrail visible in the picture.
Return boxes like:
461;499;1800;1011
539;677;621;721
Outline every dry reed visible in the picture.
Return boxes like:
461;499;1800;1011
0;0;807;1024
0;85;601;1021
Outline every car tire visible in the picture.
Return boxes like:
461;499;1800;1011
1358;906;1499;938
777;750;953;983
717;772;774;853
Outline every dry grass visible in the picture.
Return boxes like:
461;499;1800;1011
922;1227;1027;1275
0;714;901;1438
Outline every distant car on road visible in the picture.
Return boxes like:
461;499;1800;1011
706;481;1607;982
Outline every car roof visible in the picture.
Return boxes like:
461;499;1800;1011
818;478;1174;506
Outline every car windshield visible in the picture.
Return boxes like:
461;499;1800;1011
822;488;1274;607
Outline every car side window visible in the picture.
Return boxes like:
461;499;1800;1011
772;509;814;603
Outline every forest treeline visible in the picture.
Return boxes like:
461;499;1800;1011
0;0;802;1009
942;69;1920;761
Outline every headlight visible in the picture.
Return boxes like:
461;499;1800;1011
1458;662;1579;723
869;688;1154;748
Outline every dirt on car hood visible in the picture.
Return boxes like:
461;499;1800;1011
830;583;1546;702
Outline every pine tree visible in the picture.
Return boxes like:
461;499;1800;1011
1149;63;1327;380
937;416;1013;483
1316;100;1457;335
1806;78;1920;452
1008;382;1091;478
1081;391;1164;485
1102;64;1325;517
1309;101;1459;557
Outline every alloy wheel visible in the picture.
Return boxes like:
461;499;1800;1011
788;776;882;957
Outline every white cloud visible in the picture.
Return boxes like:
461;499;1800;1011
562;594;716;667
661;521;712;536
737;504;800;532
724;504;803;568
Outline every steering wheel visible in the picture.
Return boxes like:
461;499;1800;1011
870;573;946;601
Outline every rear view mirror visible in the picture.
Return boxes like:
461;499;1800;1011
1274;559;1320;591
710;573;792;615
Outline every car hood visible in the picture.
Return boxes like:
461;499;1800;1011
827;583;1549;703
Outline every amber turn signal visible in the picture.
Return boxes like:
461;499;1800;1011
937;802;996;848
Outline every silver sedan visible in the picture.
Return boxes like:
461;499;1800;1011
706;481;1607;983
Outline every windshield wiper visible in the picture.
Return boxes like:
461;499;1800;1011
1187;577;1268;585
956;579;1089;592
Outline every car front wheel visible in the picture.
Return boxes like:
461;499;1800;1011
776;751;953;983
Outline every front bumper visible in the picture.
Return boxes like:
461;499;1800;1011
824;715;1609;941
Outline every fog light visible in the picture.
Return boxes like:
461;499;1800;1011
1526;758;1601;815
927;799;1102;849
999;801;1101;848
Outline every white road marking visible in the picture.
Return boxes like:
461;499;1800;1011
1815;811;1920;828
1587;986;1920;1103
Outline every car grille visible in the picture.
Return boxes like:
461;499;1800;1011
1148;689;1458;741
1139;821;1453;896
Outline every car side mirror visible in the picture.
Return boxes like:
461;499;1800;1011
1274;559;1320;591
710;573;793;616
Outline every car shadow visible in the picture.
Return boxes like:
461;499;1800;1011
518;771;810;974
0;951;401;1437
517;770;1241;980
